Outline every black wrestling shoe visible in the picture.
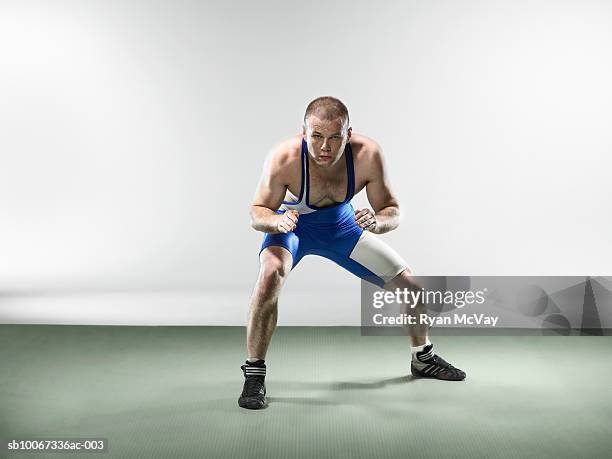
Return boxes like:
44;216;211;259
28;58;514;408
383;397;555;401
411;344;466;381
238;360;267;409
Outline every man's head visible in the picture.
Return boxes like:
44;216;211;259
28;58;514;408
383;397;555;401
302;96;352;168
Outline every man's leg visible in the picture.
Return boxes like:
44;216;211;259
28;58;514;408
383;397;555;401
239;246;293;409
344;231;466;381
247;246;293;360
386;268;466;381
383;267;429;347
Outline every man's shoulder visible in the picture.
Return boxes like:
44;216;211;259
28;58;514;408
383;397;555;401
265;135;302;176
350;133;384;162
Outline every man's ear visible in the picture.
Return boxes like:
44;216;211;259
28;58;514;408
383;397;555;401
347;126;352;139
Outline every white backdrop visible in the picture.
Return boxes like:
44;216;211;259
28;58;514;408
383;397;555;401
1;0;611;324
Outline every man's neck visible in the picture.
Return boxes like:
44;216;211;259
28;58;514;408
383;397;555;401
308;151;347;177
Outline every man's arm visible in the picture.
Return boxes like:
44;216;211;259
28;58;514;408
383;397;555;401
250;144;299;234
355;144;400;234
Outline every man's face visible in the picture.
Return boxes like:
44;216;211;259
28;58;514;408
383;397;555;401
303;115;352;168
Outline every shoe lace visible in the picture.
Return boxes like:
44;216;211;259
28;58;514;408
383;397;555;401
431;355;461;375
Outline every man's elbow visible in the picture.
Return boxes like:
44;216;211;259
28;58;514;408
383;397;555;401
383;201;400;219
390;207;401;231
385;204;401;231
249;206;260;230
374;204;401;234
250;205;272;231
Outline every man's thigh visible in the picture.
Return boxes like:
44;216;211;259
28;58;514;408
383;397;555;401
347;231;411;286
309;231;410;287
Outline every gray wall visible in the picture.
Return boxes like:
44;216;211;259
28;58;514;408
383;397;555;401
1;0;611;324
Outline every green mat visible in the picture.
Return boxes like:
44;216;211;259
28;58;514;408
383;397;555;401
1;325;610;458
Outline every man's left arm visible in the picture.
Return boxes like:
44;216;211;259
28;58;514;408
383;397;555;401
354;146;400;235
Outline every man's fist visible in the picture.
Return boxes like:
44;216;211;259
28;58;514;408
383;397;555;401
354;208;377;232
277;210;299;233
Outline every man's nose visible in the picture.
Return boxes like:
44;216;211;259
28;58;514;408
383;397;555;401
321;138;331;151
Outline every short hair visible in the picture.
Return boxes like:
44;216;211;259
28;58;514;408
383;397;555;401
303;96;350;129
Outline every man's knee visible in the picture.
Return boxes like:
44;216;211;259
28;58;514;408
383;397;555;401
388;268;422;291
258;247;292;289
260;261;289;287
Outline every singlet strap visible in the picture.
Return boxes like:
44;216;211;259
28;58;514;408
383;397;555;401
297;139;306;202
299;138;307;202
345;142;355;202
304;138;312;206
281;140;307;205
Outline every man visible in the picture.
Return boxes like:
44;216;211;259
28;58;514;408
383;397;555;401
240;96;465;410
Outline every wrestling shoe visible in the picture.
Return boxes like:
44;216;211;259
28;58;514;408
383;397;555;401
411;344;466;381
238;360;267;409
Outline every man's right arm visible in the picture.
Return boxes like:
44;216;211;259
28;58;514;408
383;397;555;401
250;144;299;234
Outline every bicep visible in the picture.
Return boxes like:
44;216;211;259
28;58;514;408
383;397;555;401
365;149;399;212
251;153;288;211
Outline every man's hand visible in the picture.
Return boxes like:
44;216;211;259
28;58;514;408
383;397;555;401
354;208;377;232
276;210;299;233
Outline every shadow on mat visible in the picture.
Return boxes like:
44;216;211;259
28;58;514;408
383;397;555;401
331;375;415;390
266;397;339;406
267;376;414;405
273;375;415;393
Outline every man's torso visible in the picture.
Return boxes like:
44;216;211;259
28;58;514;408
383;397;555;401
279;133;374;208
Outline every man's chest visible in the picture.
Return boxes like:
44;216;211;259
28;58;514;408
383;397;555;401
307;169;348;206
284;155;368;206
